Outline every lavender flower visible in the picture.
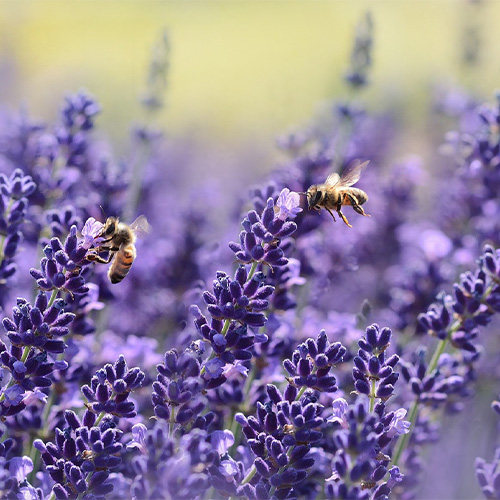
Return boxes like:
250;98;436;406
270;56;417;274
34;411;121;499
128;422;217;500
236;387;322;499
0;169;36;300
152;348;208;428
81;355;145;419
283;330;346;394
416;244;500;353
276;188;302;221
229;188;299;269
352;324;399;402
476;448;500;499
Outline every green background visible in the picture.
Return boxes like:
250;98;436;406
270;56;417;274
1;1;499;165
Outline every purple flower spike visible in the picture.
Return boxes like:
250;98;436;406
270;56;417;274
284;330;346;394
353;324;399;401
81;356;144;419
229;191;298;269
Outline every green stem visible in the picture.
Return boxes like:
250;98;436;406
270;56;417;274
240;463;257;486
47;289;59;307
296;385;307;400
95;411;106;426
221;319;230;336
247;261;258;281
369;378;377;413
169;405;176;438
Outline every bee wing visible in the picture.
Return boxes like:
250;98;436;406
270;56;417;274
325;172;341;187
337;159;369;187
129;215;151;237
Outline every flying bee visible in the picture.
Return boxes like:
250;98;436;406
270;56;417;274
87;215;151;284
305;159;371;227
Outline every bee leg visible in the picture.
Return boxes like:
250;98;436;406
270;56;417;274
348;194;371;217
325;208;337;222
86;252;114;264
337;210;352;228
335;202;352;227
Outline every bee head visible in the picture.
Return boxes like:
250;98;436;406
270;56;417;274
102;217;118;237
306;186;322;209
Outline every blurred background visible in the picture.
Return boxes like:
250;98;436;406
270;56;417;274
1;1;500;177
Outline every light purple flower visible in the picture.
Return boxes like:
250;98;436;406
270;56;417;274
3;384;24;405
327;398;349;428
219;457;239;481
211;430;235;455
18;485;40;500
127;423;148;453
276;188;302;220
9;456;33;482
80;217;104;249
387;408;411;438
21;388;48;406
282;258;306;288
222;361;249;379
82;283;105;314
204;358;225;379
387;466;404;488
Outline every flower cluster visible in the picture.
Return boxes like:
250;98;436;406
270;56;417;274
34;411;121;499
416;244;500;353
229;189;300;269
283;330;346;394
127;422;218;499
325;399;408;499
352;324;399;401
236;386;323;499
152;348;209;428
81;355;145;419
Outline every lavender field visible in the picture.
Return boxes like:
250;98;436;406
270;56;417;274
1;3;500;499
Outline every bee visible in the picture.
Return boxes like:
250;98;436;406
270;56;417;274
87;215;151;284
305;160;371;227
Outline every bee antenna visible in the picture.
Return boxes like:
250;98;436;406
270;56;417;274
297;192;307;196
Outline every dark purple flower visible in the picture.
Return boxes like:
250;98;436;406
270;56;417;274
81;355;145;419
35;410;121;499
352;324;399;400
283;330;346;394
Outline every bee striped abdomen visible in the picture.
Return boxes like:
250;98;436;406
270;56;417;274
342;188;368;206
108;244;137;284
